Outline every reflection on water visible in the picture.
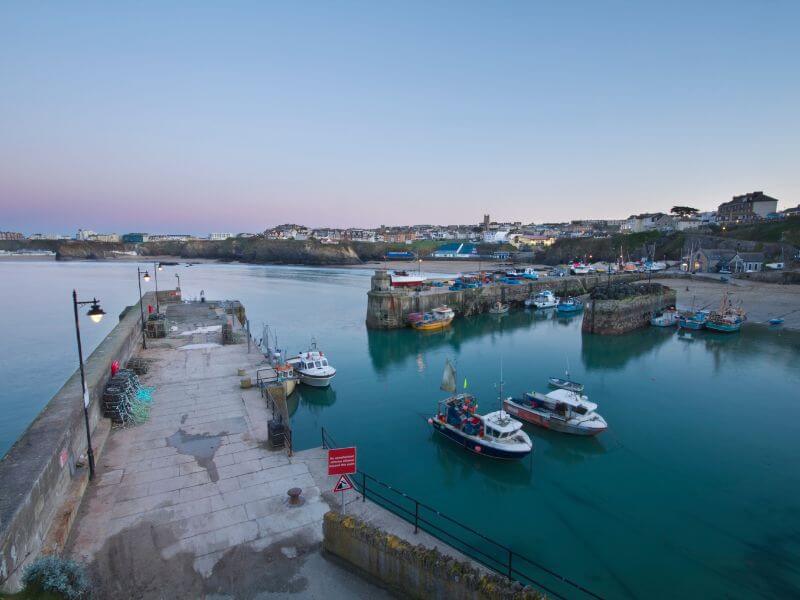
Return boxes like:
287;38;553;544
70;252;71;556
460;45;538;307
4;261;800;599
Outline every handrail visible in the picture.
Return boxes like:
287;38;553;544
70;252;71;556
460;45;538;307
321;427;602;600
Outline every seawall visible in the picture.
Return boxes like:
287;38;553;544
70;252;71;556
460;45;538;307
582;286;677;335
323;512;544;600
366;270;644;329
0;290;178;591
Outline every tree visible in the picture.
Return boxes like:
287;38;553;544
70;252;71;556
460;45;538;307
670;206;699;218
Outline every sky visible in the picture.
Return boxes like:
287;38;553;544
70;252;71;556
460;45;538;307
1;1;799;234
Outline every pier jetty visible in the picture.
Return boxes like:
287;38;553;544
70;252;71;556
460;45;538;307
366;268;649;329
582;282;677;335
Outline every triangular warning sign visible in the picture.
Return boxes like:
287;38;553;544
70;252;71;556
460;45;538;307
332;474;353;493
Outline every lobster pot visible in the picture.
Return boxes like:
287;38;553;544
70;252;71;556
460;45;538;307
146;314;168;338
101;369;142;423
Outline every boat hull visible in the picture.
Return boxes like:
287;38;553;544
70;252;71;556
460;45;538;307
705;321;742;333
283;379;297;396
298;372;335;387
430;420;532;459
503;400;605;436
677;318;705;330
412;317;453;331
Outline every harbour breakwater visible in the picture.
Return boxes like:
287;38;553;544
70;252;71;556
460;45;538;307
366;269;649;329
582;283;677;335
0;290;180;591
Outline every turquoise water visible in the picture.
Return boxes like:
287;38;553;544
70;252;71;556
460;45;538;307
2;261;799;598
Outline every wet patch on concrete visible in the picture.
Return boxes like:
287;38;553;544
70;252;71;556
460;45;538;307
203;532;315;599
88;520;204;600
180;413;188;424
166;429;225;482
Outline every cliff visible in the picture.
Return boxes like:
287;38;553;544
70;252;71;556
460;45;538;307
0;239;131;260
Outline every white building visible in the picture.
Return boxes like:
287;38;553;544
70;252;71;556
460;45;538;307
89;233;121;243
76;229;96;240
209;232;233;241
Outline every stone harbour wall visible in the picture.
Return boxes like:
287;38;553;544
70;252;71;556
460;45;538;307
366;270;644;329
0;291;179;591
322;512;545;600
582;287;677;335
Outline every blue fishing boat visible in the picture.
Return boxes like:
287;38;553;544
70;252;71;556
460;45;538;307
769;318;784;325
556;297;583;314
677;309;709;330
705;293;746;333
428;360;532;460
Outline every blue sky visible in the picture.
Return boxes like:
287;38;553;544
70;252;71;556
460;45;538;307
1;1;798;233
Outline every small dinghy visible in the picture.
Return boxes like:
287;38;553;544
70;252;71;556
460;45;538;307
769;318;784;325
548;377;584;393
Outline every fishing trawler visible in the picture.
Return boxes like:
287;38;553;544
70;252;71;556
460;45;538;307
525;290;558;309
412;306;455;331
706;293;746;333
287;343;336;387
428;360;532;460
390;270;426;288
504;389;607;436
677;309;709;330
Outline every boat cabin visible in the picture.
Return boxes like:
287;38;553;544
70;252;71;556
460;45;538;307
525;389;597;417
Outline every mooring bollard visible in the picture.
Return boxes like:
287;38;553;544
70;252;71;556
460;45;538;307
288;487;303;506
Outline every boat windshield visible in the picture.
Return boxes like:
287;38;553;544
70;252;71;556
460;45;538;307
314;361;321;368
321;359;329;366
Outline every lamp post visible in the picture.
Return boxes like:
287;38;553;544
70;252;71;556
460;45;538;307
175;272;181;290
137;267;149;349
72;291;106;480
147;261;163;313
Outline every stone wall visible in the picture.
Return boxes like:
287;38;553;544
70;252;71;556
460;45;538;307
322;512;544;600
0;291;177;591
582;287;677;335
366;270;643;329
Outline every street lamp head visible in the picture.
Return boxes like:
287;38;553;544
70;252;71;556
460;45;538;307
143;271;150;282
157;263;163;271
87;299;106;323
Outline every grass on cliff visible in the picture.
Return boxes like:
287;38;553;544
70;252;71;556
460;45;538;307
714;216;800;245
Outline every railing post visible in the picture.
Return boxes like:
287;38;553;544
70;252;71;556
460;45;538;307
321;427;325;449
507;550;513;579
362;472;366;502
414;501;419;534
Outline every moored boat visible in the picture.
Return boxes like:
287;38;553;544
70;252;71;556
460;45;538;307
525;290;558;309
428;360;532;459
651;308;678;327
556;297;583;314
705;293;746;333
677;309;709;330
504;389;607;436
412;306;455;331
287;344;336;387
548;376;584;393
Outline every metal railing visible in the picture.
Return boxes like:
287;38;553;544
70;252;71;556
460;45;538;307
321;427;602;600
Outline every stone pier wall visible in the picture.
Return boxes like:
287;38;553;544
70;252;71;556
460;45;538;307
582;288;677;335
366;270;642;329
0;291;180;591
322;512;544;600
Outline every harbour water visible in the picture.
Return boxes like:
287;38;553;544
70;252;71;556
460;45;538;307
2;260;800;598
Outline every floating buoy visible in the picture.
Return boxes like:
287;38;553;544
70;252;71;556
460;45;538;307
427;418;433;424
475;445;482;453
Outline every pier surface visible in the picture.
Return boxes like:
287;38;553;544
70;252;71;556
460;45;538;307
66;301;392;599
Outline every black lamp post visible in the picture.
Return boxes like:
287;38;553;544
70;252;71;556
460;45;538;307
72;290;106;480
152;262;163;313
175;272;180;289
137;267;149;349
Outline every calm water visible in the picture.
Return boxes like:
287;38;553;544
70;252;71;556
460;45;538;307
2;261;800;598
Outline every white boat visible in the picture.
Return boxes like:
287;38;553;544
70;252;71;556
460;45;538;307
504;388;607;436
525;290;558;309
570;262;592;275
651;308;678;327
287;344;336;387
390;270;426;288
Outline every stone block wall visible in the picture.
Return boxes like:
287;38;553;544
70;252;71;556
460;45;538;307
322;512;544;600
0;291;178;591
582;287;677;335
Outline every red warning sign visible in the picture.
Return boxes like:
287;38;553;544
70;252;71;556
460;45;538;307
332;474;353;493
327;447;357;476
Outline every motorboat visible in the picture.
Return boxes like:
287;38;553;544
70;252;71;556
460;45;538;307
525;290;558;309
412;306;455;331
488;301;509;315
548;376;584;393
651;308;678;327
705;293;746;333
390;270;426;288
273;363;298;396
556;297;583;314
429;360;532;459
504;389;607;436
287;344;336;387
